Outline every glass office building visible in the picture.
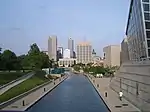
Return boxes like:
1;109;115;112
126;0;150;60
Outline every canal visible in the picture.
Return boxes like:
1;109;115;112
27;74;109;112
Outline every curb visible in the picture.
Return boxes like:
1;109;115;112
86;75;111;112
24;76;68;111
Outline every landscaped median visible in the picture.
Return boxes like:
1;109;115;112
1;73;68;111
0;70;49;103
0;71;30;86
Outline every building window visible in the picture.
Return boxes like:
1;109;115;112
145;22;150;29
148;40;150;47
146;31;150;38
148;49;150;56
143;4;149;11
143;0;149;2
144;13;150;20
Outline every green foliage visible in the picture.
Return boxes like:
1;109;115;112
0;70;48;103
0;72;28;85
28;43;40;54
0;50;21;71
73;62;117;77
0;43;55;71
20;43;52;70
73;65;80;71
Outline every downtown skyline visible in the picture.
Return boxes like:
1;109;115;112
0;0;130;56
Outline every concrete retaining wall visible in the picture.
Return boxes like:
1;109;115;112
110;62;150;112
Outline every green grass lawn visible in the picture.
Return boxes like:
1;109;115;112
0;71;30;85
0;70;49;103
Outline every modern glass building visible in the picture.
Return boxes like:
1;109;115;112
126;0;150;60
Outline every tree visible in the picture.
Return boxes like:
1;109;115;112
18;55;26;71
73;65;80;71
40;52;50;68
28;43;40;55
1;50;18;71
0;47;2;70
27;43;43;69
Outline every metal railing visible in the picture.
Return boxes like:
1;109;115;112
123;58;150;65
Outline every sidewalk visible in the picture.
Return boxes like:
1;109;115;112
1;75;68;111
87;75;140;112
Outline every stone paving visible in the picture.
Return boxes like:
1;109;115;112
87;75;141;112
1;76;68;111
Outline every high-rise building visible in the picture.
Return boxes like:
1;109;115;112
76;42;92;64
63;49;71;58
120;37;129;64
57;47;63;60
126;0;150;60
68;37;74;58
103;45;121;67
48;36;57;61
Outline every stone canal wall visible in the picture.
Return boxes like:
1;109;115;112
110;61;150;112
86;74;140;112
1;75;68;111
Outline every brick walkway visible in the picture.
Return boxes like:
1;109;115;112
87;75;141;112
2;76;68;111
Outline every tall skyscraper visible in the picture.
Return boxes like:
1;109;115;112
48;36;57;61
126;0;150;60
76;42;92;64
103;45;121;67
120;37;129;64
68;37;74;58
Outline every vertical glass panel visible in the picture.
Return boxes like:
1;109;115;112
146;31;150;38
147;40;150;47
145;22;150;29
143;4;149;11
144;12;150;20
148;49;150;56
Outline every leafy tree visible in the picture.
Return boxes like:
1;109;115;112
0;48;2;70
28;43;40;55
27;43;43;69
73;65;80;71
18;55;27;71
40;52;50;68
1;50;18;71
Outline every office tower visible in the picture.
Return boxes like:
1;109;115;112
57;47;63;59
63;49;71;58
126;0;150;60
48;36;57;61
76;42;92;64
120;37;129;64
68;37;74;58
103;45;121;67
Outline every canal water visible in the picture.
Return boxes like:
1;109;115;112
27;74;109;112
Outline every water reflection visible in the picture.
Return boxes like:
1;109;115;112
27;75;109;112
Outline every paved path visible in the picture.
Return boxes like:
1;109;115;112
87;75;141;112
2;75;68;111
0;72;34;95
